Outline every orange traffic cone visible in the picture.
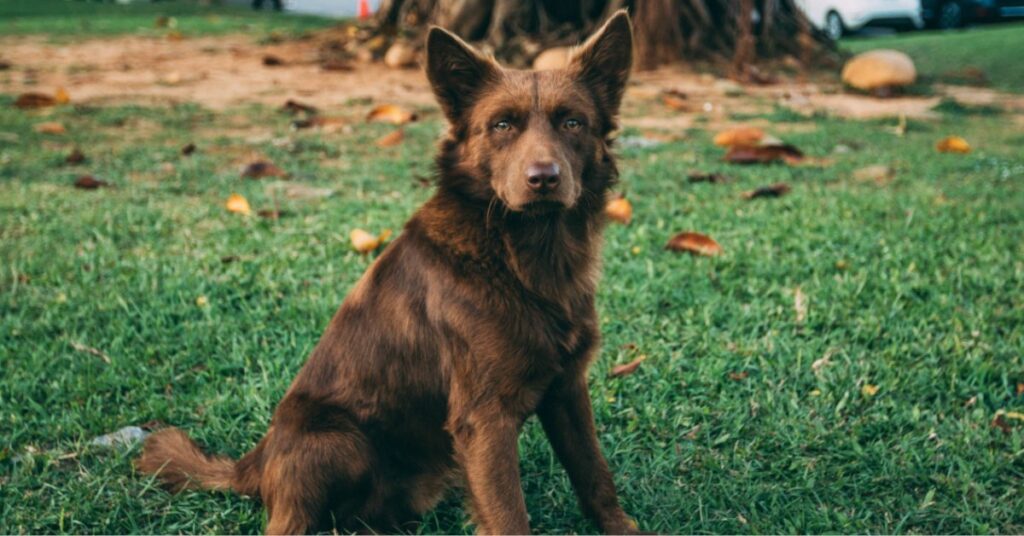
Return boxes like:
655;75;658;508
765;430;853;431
358;0;371;19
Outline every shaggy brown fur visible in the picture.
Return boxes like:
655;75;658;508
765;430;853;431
138;11;638;535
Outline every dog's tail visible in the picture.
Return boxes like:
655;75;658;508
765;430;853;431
136;427;261;496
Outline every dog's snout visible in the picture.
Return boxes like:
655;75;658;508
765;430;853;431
526;162;560;193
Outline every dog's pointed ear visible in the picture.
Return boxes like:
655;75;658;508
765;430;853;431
568;10;633;116
426;27;498;123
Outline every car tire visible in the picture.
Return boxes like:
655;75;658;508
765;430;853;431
937;1;964;29
825;11;845;40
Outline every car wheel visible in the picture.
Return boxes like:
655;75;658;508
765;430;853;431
825;11;845;40
938;1;963;29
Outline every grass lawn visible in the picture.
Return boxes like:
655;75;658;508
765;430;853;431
3;9;1024;536
0;0;336;41
843;23;1024;93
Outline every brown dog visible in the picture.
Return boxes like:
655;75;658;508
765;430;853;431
138;11;637;535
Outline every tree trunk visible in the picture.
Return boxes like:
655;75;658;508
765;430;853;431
368;0;836;71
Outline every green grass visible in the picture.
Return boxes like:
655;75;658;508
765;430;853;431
2;10;1024;533
843;23;1024;93
0;0;336;41
2;95;1023;534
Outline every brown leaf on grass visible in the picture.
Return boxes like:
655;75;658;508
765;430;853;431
34;121;66;135
181;142;196;156
241;160;288;179
609;355;646;378
65;148;86;165
70;341;111;364
262;55;286;67
15;92;57;109
661;89;688;111
375;128;405;147
861;384;880;397
225;193;252;215
665;232;722;256
351;228;392;254
687;171;730;184
991;411;1012;434
257;209;292;220
221;255;240;264
293;116;346;132
270;183;335;200
73;176;110;190
605;196;632;224
936;136;971;154
1016;382;1024;397
54;87;70;105
282;99;318;115
366;104;417;125
725;144;803;165
742;182;791;200
794;287;807;324
713;126;764;148
728;371;749;381
853;164;894;186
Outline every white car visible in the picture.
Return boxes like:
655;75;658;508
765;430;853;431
796;0;925;40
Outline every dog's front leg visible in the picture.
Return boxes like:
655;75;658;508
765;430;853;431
452;409;531;534
537;372;638;534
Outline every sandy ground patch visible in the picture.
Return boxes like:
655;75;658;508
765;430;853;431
2;33;1021;124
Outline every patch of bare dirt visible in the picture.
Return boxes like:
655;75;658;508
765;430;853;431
3;33;1021;126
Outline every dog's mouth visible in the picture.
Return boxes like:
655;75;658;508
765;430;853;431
518;199;566;216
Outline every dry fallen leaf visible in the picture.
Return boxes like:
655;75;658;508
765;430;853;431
936;136;971;154
742;182;791;200
350;228;392;254
366;104;418;125
34;121;66;135
661;89;688;111
609;355;646;378
15;92;57;109
181;142;197;156
375;129;405;147
292;116;347;132
54;87;70;105
73;176;110;190
861;384;880;397
605;196;632;224
725;144;803;165
270;183;335;200
728;370;749;381
257;209;291;220
65;148;86;165
991;411;1012;434
714;126;764;148
241;160;288;179
665;232;722;257
687;171;730;184
794;287;807;324
853;164;894;186
1017;382;1024;397
262;55;285;67
225;193;252;215
282;99;318;115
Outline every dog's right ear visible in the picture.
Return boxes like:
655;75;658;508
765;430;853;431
426;27;498;123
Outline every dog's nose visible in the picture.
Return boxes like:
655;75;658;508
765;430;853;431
526;162;560;193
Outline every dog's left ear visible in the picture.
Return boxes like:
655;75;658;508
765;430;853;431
568;10;633;116
426;27;499;124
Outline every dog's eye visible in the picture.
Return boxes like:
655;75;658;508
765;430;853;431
563;118;583;131
493;120;512;132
